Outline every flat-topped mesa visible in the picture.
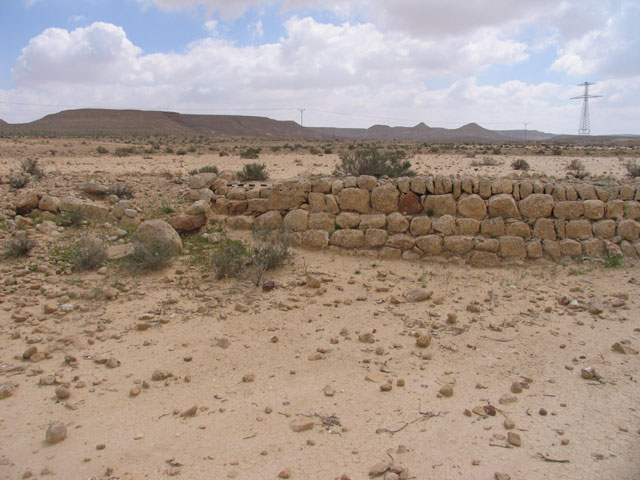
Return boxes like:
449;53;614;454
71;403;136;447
196;174;640;265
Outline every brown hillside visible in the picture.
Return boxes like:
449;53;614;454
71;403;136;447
0;109;319;138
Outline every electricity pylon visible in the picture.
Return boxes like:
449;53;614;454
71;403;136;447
571;82;601;135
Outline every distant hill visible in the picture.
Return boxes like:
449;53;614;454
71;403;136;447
0;109;320;139
311;122;514;142
1;108;635;144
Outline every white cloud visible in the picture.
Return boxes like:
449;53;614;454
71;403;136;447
248;19;264;39
2;3;640;135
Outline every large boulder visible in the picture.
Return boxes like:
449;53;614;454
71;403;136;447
267;181;307;210
136;220;182;255
329;229;364;248
15;191;39;215
254;211;283;230
398;192;423;215
488;194;520;219
371;184;399;213
60;197;109;219
457;194;487;220
518;194;554;218
423;194;456;217
339;188;370;213
188;173;218;190
283;209;309;232
553;201;584;219
167;215;207;233
38;194;60;213
302;230;329;249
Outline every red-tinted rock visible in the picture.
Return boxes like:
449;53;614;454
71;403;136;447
398;192;423;215
167;215;207;233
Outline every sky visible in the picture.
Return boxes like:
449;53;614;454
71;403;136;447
0;0;638;135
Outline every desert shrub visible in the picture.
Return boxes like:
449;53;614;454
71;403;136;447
107;183;134;199
491;147;502;155
60;209;86;227
249;231;292;284
323;147;333;154
552;146;563;156
568;159;585;171
72;234;108;271
334;148;415;178
9;172;30;189
4;232;37;257
189;165;219;175
219;150;229;157
210;237;250;279
270;146;281;152
161;205;176;214
21;158;43;178
115;147;136;157
124;237;178;272
237;162;269;182
624;160;640;178
240;147;261;159
188;146;197;153
96;146;109;154
511;158;530;171
309;146;322;155
603;254;623;269
164;147;174;154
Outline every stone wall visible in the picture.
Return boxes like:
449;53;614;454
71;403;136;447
188;173;640;265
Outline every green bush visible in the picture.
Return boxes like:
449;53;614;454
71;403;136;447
603;254;623;268
115;147;136;157
240;147;261;159
96;146;109;154
511;158;530;171
124;237;178;272
4;231;37;257
60;209;86;227
188;165;219;175
210;237;250;279
21;158;43;178
9;172;29;189
249;229;293;284
72;234;108;271
625;160;640;177
334;148;415;178
237;162;269;182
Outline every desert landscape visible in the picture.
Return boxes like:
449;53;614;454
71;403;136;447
1;128;640;480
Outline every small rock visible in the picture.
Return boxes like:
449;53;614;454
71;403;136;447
510;381;522;394
105;357;119;369
539;408;548;416
23;346;37;360
54;387;70;400
45;421;67;444
438;384;453;397
507;432;521;447
380;383;392;392
581;367;598;380
323;385;335;397
216;338;230;349
359;333;375;344
499;394;517;405
495;473;511;480
180;405;198;417
368;461;390;477
290;419;314;433
446;313;457;324
415;335;431;348
278;469;291;479
152;369;169;381
612;342;638;355
130;386;141;397
503;418;515;430
242;373;256;383
0;383;16;399
405;289;433;302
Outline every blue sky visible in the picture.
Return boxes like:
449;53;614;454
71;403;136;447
0;0;638;134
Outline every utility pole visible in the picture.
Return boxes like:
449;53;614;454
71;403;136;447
523;122;528;141
298;108;306;127
571;82;602;135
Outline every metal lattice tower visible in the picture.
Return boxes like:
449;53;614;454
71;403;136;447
571;82;602;135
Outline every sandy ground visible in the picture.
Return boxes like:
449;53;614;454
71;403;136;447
0;137;635;181
0;138;639;480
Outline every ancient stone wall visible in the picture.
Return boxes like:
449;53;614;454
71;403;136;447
193;173;640;265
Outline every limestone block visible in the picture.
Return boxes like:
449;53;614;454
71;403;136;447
518;194;554;218
457;194;487;220
488;194;520;219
